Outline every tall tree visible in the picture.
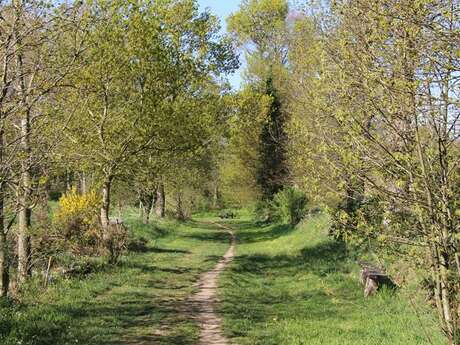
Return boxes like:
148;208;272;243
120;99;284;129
59;0;237;238
257;76;287;198
0;0;84;287
228;0;290;199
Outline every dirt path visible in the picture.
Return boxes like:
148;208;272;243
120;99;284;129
189;222;236;345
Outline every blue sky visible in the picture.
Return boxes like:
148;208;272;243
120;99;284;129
197;0;243;89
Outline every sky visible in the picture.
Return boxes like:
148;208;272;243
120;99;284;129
197;0;243;89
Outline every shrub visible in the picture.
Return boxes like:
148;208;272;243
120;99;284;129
272;187;308;226
219;209;236;219
52;188;102;256
104;222;128;264
254;200;275;223
127;236;149;252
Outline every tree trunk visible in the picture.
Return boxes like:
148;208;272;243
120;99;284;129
66;169;73;191
18;117;31;284
0;211;8;297
213;184;221;209
176;192;185;220
155;183;165;218
139;200;144;219
0;127;8;296
437;237;455;341
79;172;87;194
142;194;153;225
100;176;113;231
0;187;8;297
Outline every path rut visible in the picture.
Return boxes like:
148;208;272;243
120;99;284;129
189;222;235;345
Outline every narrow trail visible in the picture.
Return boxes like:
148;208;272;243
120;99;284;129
188;221;236;345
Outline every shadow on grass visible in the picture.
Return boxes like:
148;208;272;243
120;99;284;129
52;289;196;345
183;220;295;245
218;226;356;338
8;264;199;345
229;240;348;277
232;223;295;244
151;247;191;254
0;216;210;345
182;229;231;244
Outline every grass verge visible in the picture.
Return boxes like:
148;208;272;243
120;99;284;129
218;214;445;345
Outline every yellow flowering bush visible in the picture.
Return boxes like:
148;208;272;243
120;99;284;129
53;188;102;255
56;188;100;225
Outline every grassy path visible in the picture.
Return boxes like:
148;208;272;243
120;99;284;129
217;214;445;345
0;211;446;345
1;212;230;345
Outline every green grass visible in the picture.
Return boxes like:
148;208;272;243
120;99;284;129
0;210;230;345
0;210;447;345
218;214;445;345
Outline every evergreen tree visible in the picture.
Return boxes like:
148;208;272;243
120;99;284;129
257;75;287;199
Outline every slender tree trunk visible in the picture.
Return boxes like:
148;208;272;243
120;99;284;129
155;183;165;218
0;198;8;297
213;184;221;209
100;176;113;231
428;244;446;330
139;200;144;219
66;170;73;191
18;117;31;284
79;172;87;194
437;235;454;340
142;194;153;225
175;192;185;220
152;189;158;214
0;127;8;296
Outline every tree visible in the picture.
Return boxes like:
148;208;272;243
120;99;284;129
0;0;84;289
287;1;460;341
220;89;270;204
228;0;290;200
59;0;237;237
257;76;287;198
227;0;288;84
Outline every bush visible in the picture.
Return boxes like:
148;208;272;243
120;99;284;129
127;236;149;252
219;209;236;219
52;188;103;256
104;222;128;264
254;200;275;223
272;187;308;226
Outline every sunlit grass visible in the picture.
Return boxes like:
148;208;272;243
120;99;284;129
0;210;229;345
218;214;445;345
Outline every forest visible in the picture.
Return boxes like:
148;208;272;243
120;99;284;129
0;0;459;344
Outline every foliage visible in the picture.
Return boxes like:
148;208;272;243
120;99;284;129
257;76;288;199
227;0;288;83
285;1;460;341
272;187;308;226
254;199;275;223
220;88;271;204
226;0;290;204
